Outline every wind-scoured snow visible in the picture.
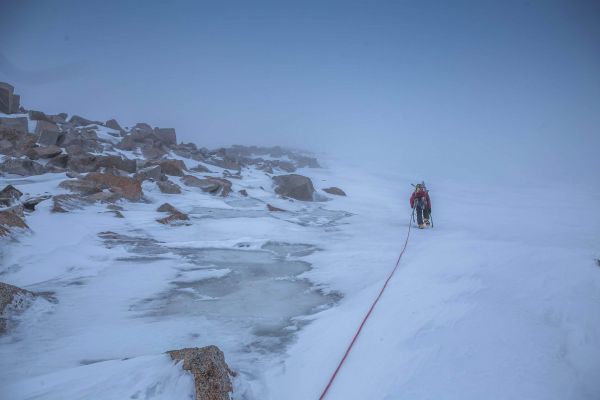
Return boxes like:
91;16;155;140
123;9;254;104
1;154;599;400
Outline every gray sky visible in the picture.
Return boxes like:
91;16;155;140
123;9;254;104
1;0;599;183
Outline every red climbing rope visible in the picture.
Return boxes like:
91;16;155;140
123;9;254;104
318;210;415;400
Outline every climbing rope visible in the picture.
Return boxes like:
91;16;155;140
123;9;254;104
318;209;416;399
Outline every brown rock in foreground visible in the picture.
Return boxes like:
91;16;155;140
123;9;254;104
168;346;233;400
267;203;286;212
323;187;347;196
0;282;34;334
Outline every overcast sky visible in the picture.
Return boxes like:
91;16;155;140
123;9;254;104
1;0;599;183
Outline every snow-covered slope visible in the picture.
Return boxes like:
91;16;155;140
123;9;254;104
1;129;599;399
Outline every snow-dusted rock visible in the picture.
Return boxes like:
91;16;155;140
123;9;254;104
0;117;28;134
323;187;346;196
83;172;143;201
105;118;123;131
0;282;35;334
157;180;182;194
148;159;187;176
272;174;315;201
0;82;20;114
168;346;234;400
0;185;23;207
182;175;231;196
0;207;28;237
0;158;45;176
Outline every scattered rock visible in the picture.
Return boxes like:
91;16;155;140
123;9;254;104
59;179;103;195
0;82;21;114
267;203;286;212
191;164;212;173
157;180;182;194
0;117;28;134
0;207;28;237
82;173;143;201
238;189;248;197
168;346;234;400
153;127;177;146
134;165;162;182
69;115;101;127
0;282;35;334
182;175;231;196
28;110;52;122
157;211;189;225
51;194;85;213
105;119;123;131
97;155;137;173
22;195;51;211
157;203;179;213
323;187;346;196
272;174;315;201
35;120;61;146
148;159;187;176
32;145;62;159
0;158;45;176
0;185;23;207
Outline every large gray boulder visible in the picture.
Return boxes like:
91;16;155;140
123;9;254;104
0;158;45;176
105;118;123;131
153;127;177;145
0;117;28;134
272;174;315;201
167;346;234;400
69;115;101;127
0;82;20;114
35;120;61;146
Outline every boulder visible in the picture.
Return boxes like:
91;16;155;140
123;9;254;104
157;203;179;213
157;210;189;225
191;164;212;173
323;187;346;196
267;203;286;212
69;115;101;127
148;159;187;176
32;145;62;159
134;165;162;182
35;120;61;146
0;158;45;176
272;174;315;201
46;153;69;169
0;207;28;237
141;145;167;160
157;180;182;194
97;155;137;173
0;117;28;134
238;189;248;197
182;175;232;196
0;282;35;334
168;346;233;400
67;153;100;173
22;195;51;211
83;172;143;201
59;179;103;195
51;194;85;213
153;128;177;145
0;185;23;207
28;110;52;122
0;82;20;114
105;119;123;131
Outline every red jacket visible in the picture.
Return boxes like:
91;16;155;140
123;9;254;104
410;190;431;209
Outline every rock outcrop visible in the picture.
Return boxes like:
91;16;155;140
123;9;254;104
272;174;315;201
0;82;21;114
168;346;234;400
82;173;143;201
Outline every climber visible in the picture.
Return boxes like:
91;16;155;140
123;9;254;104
410;183;431;229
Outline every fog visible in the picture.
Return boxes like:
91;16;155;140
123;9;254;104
2;0;599;185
